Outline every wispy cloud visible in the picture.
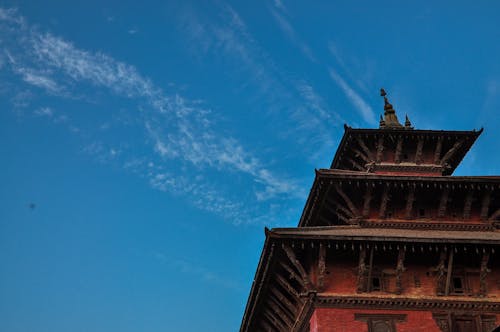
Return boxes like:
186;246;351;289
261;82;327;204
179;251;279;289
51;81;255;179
153;251;243;291
0;6;302;225
329;68;377;125
269;3;315;62
178;3;341;160
34;106;53;117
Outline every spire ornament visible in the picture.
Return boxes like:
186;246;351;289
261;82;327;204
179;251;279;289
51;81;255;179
379;88;403;129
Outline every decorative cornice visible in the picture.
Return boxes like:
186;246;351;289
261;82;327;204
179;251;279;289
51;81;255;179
315;295;500;312
360;221;494;232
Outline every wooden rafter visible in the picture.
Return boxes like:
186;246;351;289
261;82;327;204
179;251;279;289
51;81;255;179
275;273;300;299
283;245;312;291
269;286;298;317
334;184;360;217
356;137;374;160
346;156;365;171
279;261;305;288
268;296;293;328
444;249;454;296
436;250;447;296
262;307;288;331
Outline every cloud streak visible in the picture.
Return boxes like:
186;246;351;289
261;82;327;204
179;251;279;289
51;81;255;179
329;68;376;125
0;7;303;224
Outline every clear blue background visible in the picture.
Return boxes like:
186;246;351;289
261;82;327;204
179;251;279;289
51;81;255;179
1;1;499;331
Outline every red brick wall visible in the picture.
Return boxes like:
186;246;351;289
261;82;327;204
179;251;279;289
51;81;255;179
309;308;442;332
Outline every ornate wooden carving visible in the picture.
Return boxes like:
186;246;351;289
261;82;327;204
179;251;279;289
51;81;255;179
436;251;447;296
362;186;373;218
438;188;449;218
463;190;474;219
434;137;443;164
376;136;384;163
357;137;374;160
480;191;491;221
329;198;355;218
394;137;403;164
415;137;424;165
357;247;367;293
283;245;311;291
440;139;464;166
479;251;490;297
379;186;390;219
317;244;326;291
405;187;415;219
334;184;360;217
395;248;405;295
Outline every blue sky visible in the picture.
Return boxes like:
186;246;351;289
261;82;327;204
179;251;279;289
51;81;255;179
1;1;499;331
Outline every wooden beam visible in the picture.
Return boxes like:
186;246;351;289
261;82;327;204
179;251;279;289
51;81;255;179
376;136;384;163
434;136;443;164
279;261;305;288
395;248;405;295
334;184;360;217
259;318;275;332
269;286;298;316
440;139;464;166
357;137;374;160
405;187;415;219
283;245;312;291
436;250;447;295
444;249;454;296
480;191;492;220
317;243;326;291
352;147;371;163
275;274;300;299
268;296;293;328
437;188;449;218
362;186;373;218
463;190;474;219
346;156;365;171
356;247;367;293
262;307;288;331
479;251;490;296
379;186;390;219
415;137;424;164
291;293;315;332
326;197;355;218
394;136;403;164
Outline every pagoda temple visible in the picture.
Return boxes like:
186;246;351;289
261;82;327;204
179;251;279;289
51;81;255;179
240;89;500;332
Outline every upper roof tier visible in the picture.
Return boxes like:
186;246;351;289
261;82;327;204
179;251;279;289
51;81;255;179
331;89;483;176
